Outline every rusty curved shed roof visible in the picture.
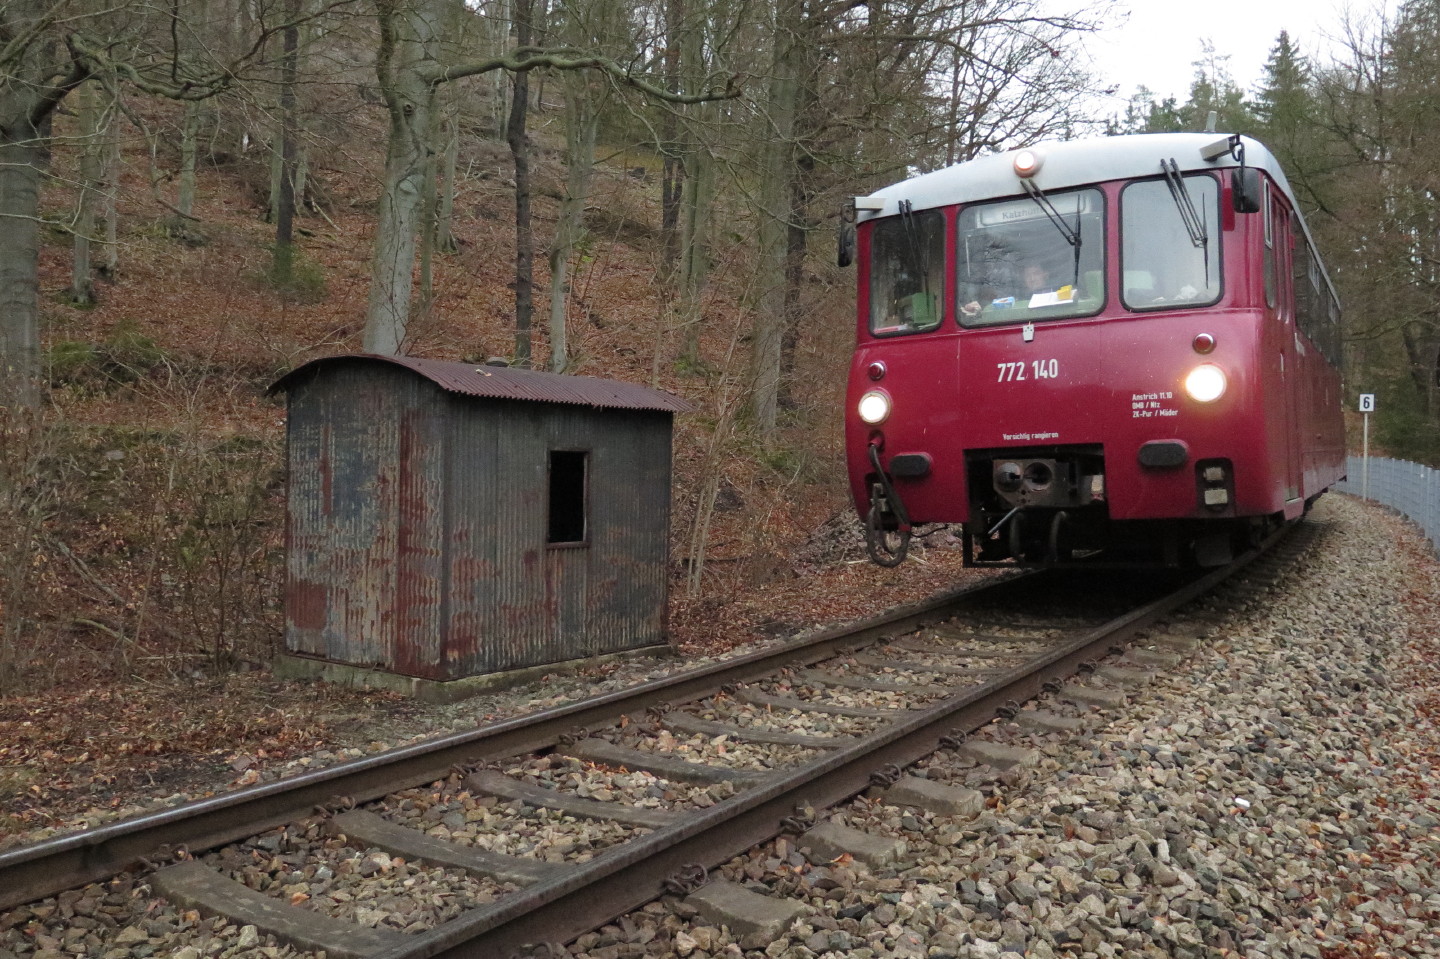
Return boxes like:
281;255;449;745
271;354;694;413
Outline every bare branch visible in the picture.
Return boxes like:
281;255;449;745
430;46;742;104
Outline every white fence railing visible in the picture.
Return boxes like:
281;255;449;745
1334;456;1440;553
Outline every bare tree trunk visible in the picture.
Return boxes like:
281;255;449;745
946;54;962;166
273;3;300;283
545;0;610;375
749;0;799;437
678;123;712;362
177;101;201;220
70;83;102;306
658;0;685;277
485;0;511;133
0;0;85;409
435;102;459;254
508;0;534;366
267;128;283;223
1402;322;1433;416
99;99;120;280
547;68;597;374
0;133;44;409
773;23;821;411
686;337;743;596
418;80;449;322
671;2;711;366
363;0;445;355
777;147;813;408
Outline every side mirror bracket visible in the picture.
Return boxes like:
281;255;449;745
1205;133;1262;214
1227;137;1261;214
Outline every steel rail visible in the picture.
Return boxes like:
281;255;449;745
0;573;1037;911
369;535;1274;958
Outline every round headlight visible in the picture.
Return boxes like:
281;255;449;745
858;390;891;424
1184;364;1227;403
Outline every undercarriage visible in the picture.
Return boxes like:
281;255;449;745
960;445;1261;568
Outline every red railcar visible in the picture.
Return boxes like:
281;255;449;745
844;133;1345;567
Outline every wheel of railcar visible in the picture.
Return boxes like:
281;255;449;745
1048;510;1071;563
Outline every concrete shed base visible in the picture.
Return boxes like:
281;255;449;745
273;644;674;704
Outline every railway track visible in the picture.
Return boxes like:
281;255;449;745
0;523;1313;958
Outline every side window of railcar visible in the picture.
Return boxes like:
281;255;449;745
868;211;946;336
1291;219;1315;337
1263;185;1277;309
1120;174;1222;311
955;188;1104;327
1291;218;1342;365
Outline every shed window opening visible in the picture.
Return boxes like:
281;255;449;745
547;450;589;545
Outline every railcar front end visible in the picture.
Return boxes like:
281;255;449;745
844;133;1345;568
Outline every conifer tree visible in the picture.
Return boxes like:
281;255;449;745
1253;31;1325;207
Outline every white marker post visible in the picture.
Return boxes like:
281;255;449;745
1358;393;1376;500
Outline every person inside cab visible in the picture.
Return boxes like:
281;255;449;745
963;263;1060;316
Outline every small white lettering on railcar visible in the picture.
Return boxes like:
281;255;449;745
1129;390;1178;419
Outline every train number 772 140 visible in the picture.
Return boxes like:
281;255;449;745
996;359;1059;382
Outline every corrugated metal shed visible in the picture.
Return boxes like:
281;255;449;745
273;355;686;689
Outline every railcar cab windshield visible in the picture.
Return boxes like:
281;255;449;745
956;188;1104;325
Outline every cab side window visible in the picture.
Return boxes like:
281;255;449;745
868;211;946;336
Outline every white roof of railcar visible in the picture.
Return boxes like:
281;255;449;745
855;133;1295;222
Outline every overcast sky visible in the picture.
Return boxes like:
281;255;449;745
1077;0;1396;110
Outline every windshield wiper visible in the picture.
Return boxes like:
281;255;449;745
1021;179;1082;288
1160;158;1210;287
897;199;928;290
1160;159;1208;248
